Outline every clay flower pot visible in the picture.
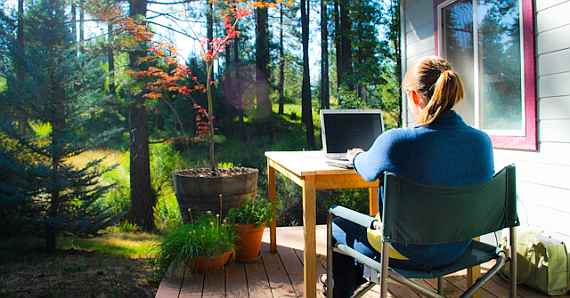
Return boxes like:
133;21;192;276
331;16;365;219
235;223;266;262
194;250;233;273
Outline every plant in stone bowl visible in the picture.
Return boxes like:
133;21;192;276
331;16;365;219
158;213;235;277
227;198;274;262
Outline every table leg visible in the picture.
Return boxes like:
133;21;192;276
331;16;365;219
302;176;317;298
368;187;379;216
267;162;277;254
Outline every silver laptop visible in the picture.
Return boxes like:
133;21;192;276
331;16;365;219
320;109;384;168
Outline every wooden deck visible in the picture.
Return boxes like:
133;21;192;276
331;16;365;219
156;226;564;298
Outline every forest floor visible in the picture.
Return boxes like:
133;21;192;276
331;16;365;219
0;231;161;298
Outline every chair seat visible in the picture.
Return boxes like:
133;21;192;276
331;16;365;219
392;240;499;279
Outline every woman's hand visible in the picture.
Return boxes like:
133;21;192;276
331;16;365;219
346;148;364;163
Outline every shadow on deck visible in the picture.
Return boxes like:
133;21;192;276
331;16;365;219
156;226;562;298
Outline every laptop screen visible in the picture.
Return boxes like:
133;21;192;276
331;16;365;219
321;110;384;154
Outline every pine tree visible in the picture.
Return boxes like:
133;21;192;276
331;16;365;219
0;0;114;250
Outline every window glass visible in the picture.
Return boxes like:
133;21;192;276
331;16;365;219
477;0;523;131
442;0;475;125
441;0;523;132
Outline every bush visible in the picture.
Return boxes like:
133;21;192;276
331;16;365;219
227;198;274;226
156;213;235;275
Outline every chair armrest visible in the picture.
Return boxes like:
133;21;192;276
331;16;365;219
329;205;375;228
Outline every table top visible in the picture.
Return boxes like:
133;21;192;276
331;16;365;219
265;150;358;177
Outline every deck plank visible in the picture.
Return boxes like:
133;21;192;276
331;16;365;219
179;272;205;298
202;268;226;298
226;263;248;298
277;246;305;297
156;278;183;298
262;244;297;297
158;226;559;298
444;269;497;298
293;248;327;297
245;259;273;298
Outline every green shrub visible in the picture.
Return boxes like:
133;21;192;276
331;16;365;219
156;213;235;275
227;198;274;226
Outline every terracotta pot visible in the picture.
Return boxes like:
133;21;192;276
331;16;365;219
173;167;258;223
235;223;266;262
194;250;233;273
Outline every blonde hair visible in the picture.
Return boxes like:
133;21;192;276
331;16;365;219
404;56;464;125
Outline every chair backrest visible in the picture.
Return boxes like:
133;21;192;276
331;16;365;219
382;165;519;245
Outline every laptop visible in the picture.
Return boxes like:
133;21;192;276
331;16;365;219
320;109;384;168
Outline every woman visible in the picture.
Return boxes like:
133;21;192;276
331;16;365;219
328;56;494;297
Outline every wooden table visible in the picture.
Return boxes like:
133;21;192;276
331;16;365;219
265;151;380;298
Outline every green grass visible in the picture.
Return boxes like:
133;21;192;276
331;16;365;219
60;231;161;259
0;76;6;93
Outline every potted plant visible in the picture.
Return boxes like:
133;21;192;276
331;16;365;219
228;198;274;262
158;213;235;279
171;3;259;222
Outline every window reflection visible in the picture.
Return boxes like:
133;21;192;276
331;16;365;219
441;0;523;132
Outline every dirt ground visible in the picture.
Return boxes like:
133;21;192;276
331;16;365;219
0;247;158;298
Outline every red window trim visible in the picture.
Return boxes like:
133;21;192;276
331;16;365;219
433;0;538;151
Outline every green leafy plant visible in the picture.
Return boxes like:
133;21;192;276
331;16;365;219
228;198;274;227
156;213;235;275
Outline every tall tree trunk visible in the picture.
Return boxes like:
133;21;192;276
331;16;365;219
128;0;154;231
108;22;115;95
278;4;285;115
255;7;271;121
339;0;353;90
233;24;243;126
320;0;330;109
79;0;85;51
16;0;27;133
392;0;402;127
71;3;77;54
333;0;341;90
301;0;315;148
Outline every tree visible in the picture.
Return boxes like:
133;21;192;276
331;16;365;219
255;6;271;121
339;0;353;89
127;0;155;231
0;0;113;250
278;3;285;115
320;0;330;109
300;0;315;148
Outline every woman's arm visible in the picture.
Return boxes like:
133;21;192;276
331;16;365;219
352;130;401;181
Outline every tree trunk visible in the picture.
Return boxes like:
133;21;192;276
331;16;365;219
333;0;341;90
16;0;27;133
301;0;315;149
320;0;330;109
278;4;285;115
392;0;402;127
79;0;85;51
339;0;353;90
233;24;244;126
71;3;77;54
255;7;271;121
127;0;154;231
108;22;115;95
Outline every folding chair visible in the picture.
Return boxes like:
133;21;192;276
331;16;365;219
326;165;519;298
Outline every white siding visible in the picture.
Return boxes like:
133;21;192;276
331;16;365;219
401;0;570;242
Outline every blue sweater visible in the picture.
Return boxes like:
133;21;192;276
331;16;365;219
353;110;494;267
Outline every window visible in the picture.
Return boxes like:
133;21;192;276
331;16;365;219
434;0;537;150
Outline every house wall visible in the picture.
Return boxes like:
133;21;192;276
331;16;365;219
401;0;570;242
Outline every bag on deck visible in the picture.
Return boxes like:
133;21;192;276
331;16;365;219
500;229;569;296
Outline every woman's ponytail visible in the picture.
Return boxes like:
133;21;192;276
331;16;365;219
404;56;465;125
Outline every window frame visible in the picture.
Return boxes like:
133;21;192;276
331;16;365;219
433;0;537;151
